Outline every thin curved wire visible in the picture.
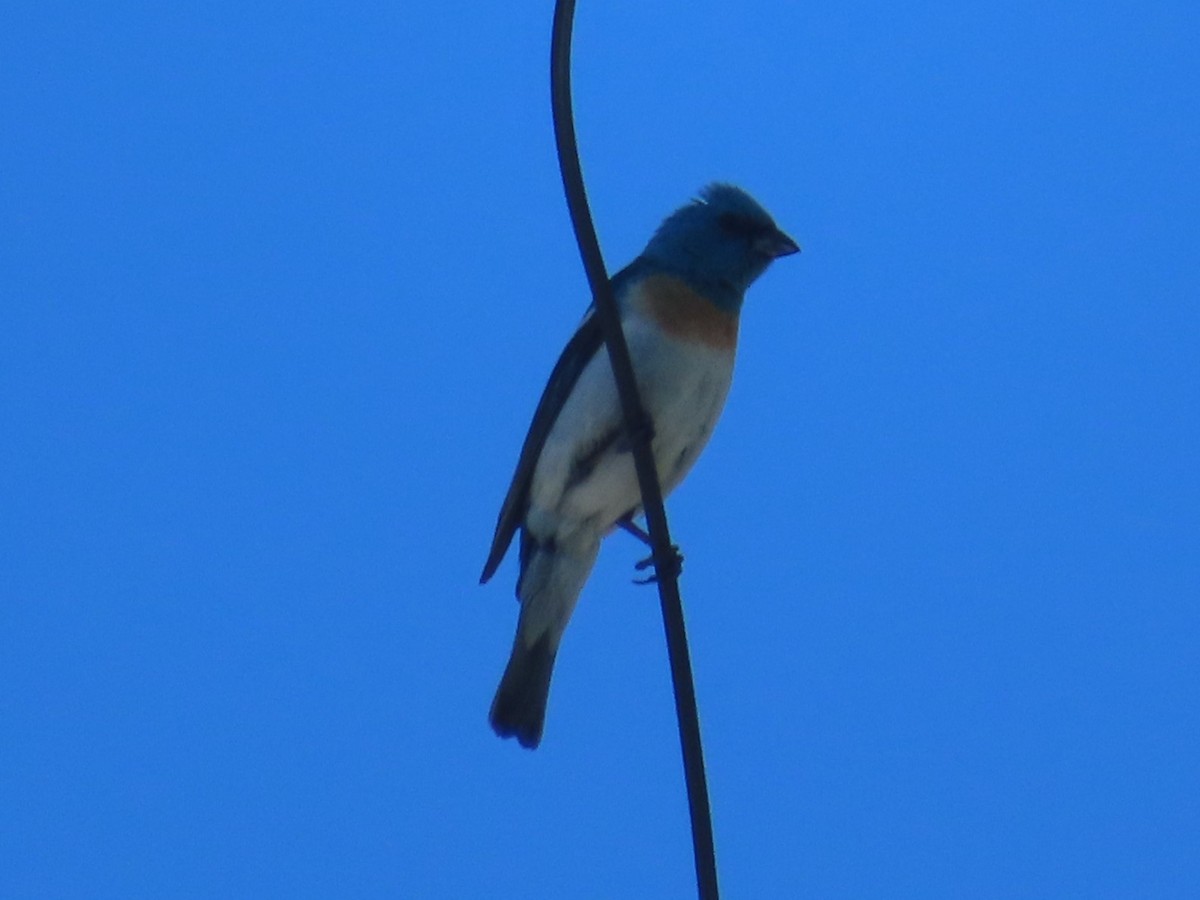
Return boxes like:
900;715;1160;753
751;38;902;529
548;3;719;898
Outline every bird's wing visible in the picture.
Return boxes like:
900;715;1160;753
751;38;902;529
480;263;643;584
479;307;603;583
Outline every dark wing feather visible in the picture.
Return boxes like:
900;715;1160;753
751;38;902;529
480;260;647;584
479;308;604;583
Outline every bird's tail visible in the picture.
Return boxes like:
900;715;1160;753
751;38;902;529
490;537;599;749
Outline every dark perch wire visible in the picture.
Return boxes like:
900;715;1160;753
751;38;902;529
548;2;720;898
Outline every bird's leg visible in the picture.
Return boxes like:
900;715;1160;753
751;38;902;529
617;516;652;546
615;415;683;584
619;516;683;585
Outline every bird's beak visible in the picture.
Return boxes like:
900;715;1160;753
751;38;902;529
756;229;801;258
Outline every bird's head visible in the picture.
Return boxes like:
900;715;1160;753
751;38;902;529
642;183;799;312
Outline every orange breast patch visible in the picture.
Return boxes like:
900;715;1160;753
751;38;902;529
636;274;738;351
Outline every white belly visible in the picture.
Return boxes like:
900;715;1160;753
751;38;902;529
527;316;735;544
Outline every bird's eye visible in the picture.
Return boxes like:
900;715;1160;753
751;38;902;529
718;212;744;232
718;212;758;236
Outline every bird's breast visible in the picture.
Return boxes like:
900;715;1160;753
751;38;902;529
526;284;737;542
630;273;739;352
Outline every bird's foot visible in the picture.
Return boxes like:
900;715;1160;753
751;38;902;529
633;545;683;585
618;516;683;584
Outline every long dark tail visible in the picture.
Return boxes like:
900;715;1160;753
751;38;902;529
489;631;557;749
489;535;599;749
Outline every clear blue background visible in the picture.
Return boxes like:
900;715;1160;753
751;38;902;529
3;2;1197;897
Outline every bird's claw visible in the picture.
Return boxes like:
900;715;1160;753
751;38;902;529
632;546;683;585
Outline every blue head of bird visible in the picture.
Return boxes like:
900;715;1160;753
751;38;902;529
642;183;799;313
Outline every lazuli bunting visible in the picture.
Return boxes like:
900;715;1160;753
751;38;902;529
481;184;799;748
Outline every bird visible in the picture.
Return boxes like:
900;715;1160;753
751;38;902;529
480;183;799;749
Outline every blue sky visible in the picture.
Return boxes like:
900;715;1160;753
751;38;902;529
2;1;1197;896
